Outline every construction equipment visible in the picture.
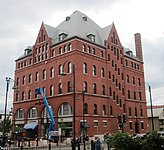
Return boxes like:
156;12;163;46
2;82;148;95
35;87;55;139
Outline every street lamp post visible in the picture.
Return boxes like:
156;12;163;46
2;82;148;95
146;83;154;131
4;77;18;137
61;61;76;150
4;77;10;136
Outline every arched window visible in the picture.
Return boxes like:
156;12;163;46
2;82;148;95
22;91;25;100
84;103;88;114
101;68;105;78
132;76;135;85
87;46;91;53
67;81;71;93
110;106;113;115
119;99;122;107
113;91;116;100
102;85;105;95
35;72;39;82
58;83;62;94
135;108;137;117
92;65;96;76
64;45;67;53
94;104;97;115
58;103;72;116
82;44;86;52
126;75;129;83
16;109;24;119
41;105;53;118
28;107;37;118
140;108;143;117
52;50;55;57
112;60;114;67
128;90;130;99
109;71;111;79
16;93;19;102
42;87;46;94
109;87;112;96
112;74;115;82
59;47;62;54
116;95;119;104
83;63;87;74
50;85;54;96
92;48;95;55
102;105;106;115
118;68;120;75
100;51;103;58
68;43;72;51
59;65;63;75
17;78;20;86
23;76;26;85
138;78;141;86
83;82;88;93
50;67;54;78
134;91;136;100
29;74;32;83
115;64;117;71
68;62;72;73
28;90;31;99
43;69;46;80
119;83;121;91
93;83;97;94
116;79;118;86
129;107;132;116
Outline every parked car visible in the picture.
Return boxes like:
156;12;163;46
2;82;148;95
132;133;146;140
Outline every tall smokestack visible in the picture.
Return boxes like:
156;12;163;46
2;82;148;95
134;33;143;61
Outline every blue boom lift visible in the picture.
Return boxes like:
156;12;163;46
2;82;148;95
35;87;55;139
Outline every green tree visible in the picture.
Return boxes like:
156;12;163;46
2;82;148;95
141;131;164;150
0;114;12;136
105;132;142;150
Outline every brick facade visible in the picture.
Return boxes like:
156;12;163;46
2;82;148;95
13;11;148;139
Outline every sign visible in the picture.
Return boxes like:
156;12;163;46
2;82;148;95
58;128;61;136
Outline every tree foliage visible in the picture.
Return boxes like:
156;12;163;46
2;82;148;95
104;131;164;150
0;114;12;136
141;131;164;150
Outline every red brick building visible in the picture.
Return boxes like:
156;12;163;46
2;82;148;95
13;10;148;138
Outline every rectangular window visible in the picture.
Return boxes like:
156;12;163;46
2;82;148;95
108;54;110;61
110;106;113;116
129;122;133;130
141;122;144;129
94;121;98;127
103;121;107;127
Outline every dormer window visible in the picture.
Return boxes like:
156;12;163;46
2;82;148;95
24;46;32;56
87;34;95;42
59;33;67;41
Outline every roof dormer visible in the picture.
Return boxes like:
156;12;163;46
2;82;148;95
59;32;67;41
87;33;95;42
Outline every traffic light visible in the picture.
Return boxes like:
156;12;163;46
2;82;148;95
118;115;122;123
41;118;44;124
123;114;126;123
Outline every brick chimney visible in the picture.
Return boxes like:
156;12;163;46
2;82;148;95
134;33;143;61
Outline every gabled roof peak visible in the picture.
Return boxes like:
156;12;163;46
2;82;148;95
41;10;114;46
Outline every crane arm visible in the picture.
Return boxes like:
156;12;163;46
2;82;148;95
35;87;55;133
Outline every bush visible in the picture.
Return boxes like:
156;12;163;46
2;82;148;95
141;131;164;150
112;132;138;150
104;131;164;150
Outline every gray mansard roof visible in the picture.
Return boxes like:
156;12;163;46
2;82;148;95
44;10;112;46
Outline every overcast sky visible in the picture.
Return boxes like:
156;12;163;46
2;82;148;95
0;0;164;112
